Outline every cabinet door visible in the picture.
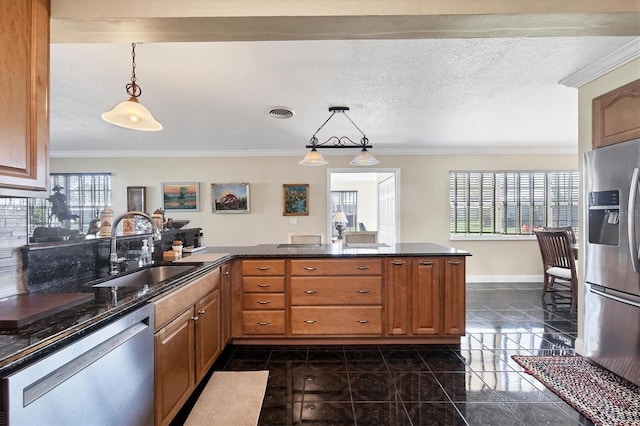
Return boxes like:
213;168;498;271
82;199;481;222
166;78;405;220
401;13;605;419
221;262;232;345
194;289;221;383
593;79;640;149
0;0;49;195
443;257;466;336
412;258;442;335
386;258;410;335
155;308;195;426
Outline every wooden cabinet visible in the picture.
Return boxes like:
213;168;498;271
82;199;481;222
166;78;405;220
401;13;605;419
593;79;640;149
241;259;286;335
0;0;50;196
153;268;221;426
289;258;383;336
386;257;464;338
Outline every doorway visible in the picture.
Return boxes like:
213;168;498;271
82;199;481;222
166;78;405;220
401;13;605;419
327;169;400;245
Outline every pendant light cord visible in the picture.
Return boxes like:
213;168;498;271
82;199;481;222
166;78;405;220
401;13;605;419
126;43;142;98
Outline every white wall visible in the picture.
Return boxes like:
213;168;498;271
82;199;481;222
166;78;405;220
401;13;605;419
52;152;576;281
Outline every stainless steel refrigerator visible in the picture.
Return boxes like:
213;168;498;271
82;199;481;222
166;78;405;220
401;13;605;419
584;138;640;386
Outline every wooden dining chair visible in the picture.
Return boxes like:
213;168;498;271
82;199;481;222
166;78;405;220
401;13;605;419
542;226;576;244
533;229;577;308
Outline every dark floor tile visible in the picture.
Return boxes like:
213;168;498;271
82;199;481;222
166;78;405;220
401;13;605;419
307;348;346;362
506;402;581;425
302;371;351;402
554;401;595;425
270;348;309;361
353;401;412;425
383;350;430;372
419;351;467;372
404;402;467;426
224;358;269;370
295;401;355;424
349;371;399;402
258;403;296;426
456;402;525;426
434;371;502;403
390;371;450;402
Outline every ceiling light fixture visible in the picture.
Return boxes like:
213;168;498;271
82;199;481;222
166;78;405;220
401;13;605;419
101;43;162;131
299;106;379;167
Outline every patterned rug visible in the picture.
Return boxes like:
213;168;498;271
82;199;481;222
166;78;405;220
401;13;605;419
512;355;640;426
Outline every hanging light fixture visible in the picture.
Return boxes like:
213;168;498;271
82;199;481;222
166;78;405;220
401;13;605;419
101;43;163;131
299;106;379;167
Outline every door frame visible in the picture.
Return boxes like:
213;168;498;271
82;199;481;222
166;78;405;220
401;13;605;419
326;168;401;243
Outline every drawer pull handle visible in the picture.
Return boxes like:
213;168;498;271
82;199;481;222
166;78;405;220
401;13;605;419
448;260;462;265
304;290;318;294
356;290;370;294
191;316;199;321
303;320;317;324
303;267;317;272
256;321;271;326
356;320;370;324
256;283;271;288
392;261;405;266
257;300;271;305
224;271;230;276
356;266;370;270
198;310;206;315
256;266;272;271
419;261;433;266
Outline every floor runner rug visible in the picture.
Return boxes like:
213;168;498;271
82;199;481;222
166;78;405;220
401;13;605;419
512;355;640;426
185;370;269;426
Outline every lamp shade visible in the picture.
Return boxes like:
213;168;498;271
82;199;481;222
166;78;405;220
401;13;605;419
101;97;163;131
350;149;380;166
299;148;329;166
332;211;348;223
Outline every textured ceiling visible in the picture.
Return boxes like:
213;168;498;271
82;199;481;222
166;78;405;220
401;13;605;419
49;36;639;157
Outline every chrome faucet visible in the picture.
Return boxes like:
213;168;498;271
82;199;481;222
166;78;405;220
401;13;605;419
110;211;162;275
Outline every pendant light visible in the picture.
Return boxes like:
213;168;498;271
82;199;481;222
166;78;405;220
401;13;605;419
299;106;379;167
101;43;163;131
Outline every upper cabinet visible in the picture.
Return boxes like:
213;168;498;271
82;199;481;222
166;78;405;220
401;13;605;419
593;79;640;149
0;0;50;196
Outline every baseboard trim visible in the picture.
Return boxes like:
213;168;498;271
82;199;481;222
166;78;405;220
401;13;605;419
574;338;585;356
467;275;543;283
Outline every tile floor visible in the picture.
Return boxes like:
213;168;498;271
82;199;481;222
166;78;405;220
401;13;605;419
174;283;591;425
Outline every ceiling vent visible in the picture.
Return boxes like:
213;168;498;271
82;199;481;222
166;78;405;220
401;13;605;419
267;107;295;119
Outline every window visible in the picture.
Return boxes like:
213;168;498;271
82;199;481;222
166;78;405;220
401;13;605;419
330;191;358;238
28;173;112;234
450;171;579;236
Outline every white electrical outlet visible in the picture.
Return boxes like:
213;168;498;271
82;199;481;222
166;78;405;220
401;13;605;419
290;218;297;225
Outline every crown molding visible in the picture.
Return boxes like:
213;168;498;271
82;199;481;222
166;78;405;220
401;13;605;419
50;145;577;158
559;37;640;88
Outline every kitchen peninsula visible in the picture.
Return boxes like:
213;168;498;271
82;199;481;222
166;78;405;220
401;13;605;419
0;241;469;425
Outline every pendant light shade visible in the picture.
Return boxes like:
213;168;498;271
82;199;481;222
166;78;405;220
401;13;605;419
102;43;162;131
101;97;162;131
299;147;329;166
300;106;378;167
350;148;380;166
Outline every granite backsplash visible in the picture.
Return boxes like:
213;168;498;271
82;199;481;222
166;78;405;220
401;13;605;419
24;228;202;292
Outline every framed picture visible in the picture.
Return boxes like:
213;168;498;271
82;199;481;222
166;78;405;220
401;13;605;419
162;182;199;211
126;186;146;212
283;184;309;216
212;183;250;213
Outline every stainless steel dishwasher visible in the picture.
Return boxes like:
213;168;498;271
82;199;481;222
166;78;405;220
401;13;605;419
1;304;155;426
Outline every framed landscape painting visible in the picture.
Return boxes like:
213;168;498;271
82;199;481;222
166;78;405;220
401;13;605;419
283;184;309;216
212;183;250;213
162;182;199;211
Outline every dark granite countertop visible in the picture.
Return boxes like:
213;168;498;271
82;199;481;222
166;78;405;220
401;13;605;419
0;242;469;376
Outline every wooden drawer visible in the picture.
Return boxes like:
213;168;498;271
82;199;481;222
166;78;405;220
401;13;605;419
242;310;285;335
289;258;382;276
291;306;382;335
152;271;218;330
290;277;382;305
243;293;285;310
242;276;285;292
242;259;285;276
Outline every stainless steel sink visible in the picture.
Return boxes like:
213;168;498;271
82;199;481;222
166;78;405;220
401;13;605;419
92;265;197;288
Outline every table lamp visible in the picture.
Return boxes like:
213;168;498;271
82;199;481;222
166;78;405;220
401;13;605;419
332;211;348;239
